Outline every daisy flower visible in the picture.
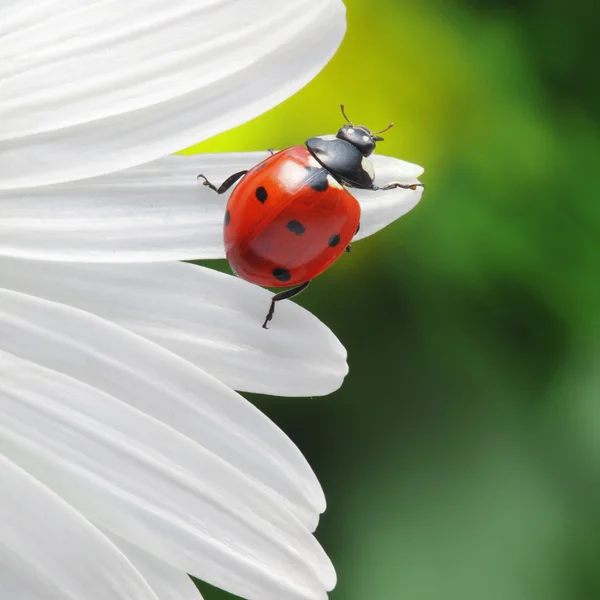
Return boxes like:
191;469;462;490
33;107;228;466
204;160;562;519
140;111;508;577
0;1;424;599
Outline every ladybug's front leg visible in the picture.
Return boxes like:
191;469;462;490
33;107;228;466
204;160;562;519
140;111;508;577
371;182;424;191
197;170;248;195
263;281;311;329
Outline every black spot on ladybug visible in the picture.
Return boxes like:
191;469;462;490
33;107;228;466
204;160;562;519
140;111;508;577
272;267;291;283
356;222;360;234
224;209;231;226
304;166;329;192
255;186;268;203
286;220;306;235
328;234;341;247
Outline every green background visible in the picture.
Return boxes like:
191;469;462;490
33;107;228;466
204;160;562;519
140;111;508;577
189;0;600;598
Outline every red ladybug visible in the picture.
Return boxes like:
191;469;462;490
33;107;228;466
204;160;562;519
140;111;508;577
199;105;423;329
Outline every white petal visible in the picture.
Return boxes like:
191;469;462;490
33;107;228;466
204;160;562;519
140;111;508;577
0;0;346;189
0;454;158;600
0;344;335;600
0;153;423;261
109;535;203;600
0;288;325;531
0;258;347;396
351;154;425;242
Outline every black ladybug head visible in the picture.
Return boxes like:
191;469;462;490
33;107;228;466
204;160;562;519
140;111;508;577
336;124;378;157
335;105;394;157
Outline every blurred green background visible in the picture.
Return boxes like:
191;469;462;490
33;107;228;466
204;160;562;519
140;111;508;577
189;0;600;598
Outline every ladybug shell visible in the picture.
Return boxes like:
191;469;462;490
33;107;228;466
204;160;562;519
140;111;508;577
224;146;361;287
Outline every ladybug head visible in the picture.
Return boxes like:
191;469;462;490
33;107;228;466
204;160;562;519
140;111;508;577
336;105;395;157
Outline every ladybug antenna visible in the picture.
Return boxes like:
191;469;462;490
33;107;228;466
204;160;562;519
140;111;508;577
374;122;395;135
340;104;353;126
372;121;394;142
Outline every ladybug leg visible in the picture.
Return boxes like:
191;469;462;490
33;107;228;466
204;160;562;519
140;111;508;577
262;281;311;329
371;182;424;191
267;148;276;156
197;170;248;195
345;222;359;252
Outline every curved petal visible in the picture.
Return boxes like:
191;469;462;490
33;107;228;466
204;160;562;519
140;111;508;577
0;0;346;189
350;154;425;242
0;258;347;396
0;153;423;261
0;454;158;600
0;288;325;531
107;535;204;600
0;348;334;600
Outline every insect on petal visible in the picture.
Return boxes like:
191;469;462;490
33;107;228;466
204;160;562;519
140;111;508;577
0;153;423;262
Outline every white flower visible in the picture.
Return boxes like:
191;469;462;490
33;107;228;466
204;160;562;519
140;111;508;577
0;1;424;600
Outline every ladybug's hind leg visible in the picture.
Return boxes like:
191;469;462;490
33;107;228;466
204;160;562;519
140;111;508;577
262;281;311;329
197;170;248;194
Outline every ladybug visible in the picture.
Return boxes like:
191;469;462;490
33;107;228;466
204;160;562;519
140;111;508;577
198;105;423;329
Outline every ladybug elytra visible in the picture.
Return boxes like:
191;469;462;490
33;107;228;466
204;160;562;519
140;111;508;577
198;105;423;329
